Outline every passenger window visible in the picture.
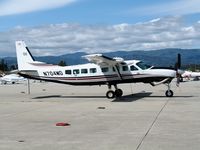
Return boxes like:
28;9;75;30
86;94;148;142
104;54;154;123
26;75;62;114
90;68;97;73
130;65;138;71
81;69;88;74
65;70;71;75
101;67;109;73
122;66;128;71
73;69;79;74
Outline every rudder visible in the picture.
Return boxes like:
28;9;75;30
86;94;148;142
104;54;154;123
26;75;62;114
15;41;35;70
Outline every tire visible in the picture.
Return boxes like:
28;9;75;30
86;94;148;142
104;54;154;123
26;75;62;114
115;89;123;97
165;90;173;97
106;90;115;99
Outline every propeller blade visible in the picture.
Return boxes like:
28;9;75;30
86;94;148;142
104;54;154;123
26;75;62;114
177;53;181;69
175;53;182;86
174;53;181;70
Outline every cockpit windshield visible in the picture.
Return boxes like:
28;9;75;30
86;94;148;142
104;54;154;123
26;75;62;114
136;62;151;70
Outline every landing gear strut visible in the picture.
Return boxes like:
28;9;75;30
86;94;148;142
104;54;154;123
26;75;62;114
165;83;174;97
106;84;123;99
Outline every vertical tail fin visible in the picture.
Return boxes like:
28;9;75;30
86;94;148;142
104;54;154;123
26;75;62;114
15;41;35;70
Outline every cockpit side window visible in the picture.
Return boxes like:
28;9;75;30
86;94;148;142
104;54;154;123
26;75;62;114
130;65;138;71
136;62;151;70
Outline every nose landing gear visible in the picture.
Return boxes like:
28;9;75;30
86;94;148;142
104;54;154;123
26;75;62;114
165;83;174;97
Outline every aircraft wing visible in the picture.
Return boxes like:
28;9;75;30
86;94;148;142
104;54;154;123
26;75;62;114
83;54;125;80
82;54;124;66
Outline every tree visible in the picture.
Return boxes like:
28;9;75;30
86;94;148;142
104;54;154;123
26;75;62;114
58;60;67;66
0;59;8;71
10;64;17;71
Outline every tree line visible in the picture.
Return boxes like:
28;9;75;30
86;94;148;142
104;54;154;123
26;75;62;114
0;59;18;72
0;59;9;71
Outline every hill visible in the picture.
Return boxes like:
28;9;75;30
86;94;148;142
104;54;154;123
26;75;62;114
1;48;200;69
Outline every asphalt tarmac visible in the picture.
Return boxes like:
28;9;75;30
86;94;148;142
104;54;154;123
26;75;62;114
0;80;200;150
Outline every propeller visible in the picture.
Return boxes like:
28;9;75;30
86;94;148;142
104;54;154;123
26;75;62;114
174;53;181;86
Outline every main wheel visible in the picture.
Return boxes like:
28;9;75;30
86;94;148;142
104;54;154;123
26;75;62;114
115;89;123;97
165;90;173;97
106;90;115;99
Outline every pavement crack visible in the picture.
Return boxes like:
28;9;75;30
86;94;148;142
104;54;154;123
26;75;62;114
136;98;170;150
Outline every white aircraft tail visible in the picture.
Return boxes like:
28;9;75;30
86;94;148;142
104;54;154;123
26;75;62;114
15;41;35;70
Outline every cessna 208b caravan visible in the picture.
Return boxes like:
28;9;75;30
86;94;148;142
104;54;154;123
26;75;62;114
16;41;181;99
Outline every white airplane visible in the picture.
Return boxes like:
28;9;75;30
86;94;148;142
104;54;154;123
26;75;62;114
0;73;26;84
15;41;181;98
181;71;200;81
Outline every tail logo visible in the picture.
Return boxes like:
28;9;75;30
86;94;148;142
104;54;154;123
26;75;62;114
23;52;28;56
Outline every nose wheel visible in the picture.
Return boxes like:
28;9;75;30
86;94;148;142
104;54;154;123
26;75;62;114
165;90;173;97
165;83;174;97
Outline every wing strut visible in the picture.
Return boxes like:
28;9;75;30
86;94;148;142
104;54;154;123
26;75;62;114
114;65;123;80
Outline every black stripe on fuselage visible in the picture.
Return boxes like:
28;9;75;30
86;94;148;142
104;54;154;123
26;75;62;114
19;73;173;86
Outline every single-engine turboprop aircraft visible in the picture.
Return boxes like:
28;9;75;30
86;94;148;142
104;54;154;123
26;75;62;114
15;41;181;99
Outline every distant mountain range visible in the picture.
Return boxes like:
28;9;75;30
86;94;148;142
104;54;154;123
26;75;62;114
1;48;200;68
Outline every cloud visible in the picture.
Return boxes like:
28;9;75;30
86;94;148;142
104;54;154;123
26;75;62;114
0;0;76;16
129;0;200;17
1;16;200;57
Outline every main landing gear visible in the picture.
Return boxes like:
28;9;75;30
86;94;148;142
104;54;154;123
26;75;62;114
165;83;174;97
106;84;123;99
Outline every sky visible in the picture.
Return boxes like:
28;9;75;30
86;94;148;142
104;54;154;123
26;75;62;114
1;0;200;57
